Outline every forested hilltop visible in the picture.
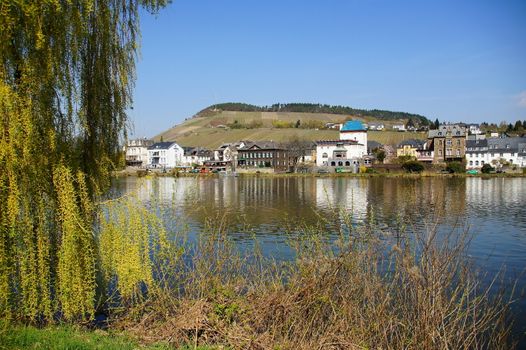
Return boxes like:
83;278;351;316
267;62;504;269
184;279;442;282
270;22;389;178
196;102;432;125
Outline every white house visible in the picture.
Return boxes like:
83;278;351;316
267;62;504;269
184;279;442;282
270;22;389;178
214;141;246;162
468;124;482;135
316;120;368;167
466;136;526;169
392;124;407;132
147;142;184;168
368;123;385;131
182;147;212;166
125;138;153;166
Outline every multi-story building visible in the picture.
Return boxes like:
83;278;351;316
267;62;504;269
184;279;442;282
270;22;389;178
396;139;434;163
182;147;212;166
428;125;466;163
147;141;184;168
125;138;154;166
466;135;526;169
237;141;291;172
316;120;368;169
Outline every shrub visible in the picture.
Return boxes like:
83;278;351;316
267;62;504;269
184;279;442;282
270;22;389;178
402;160;424;173
397;155;415;163
272;120;295;128
481;163;494;174
446;161;465;174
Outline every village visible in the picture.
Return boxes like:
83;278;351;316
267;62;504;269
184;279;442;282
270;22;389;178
125;120;526;174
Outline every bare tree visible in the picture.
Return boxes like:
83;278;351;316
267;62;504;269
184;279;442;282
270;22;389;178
281;137;314;172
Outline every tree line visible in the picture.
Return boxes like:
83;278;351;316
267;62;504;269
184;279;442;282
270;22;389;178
198;102;432;125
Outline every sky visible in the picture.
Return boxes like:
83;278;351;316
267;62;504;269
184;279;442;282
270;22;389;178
129;0;526;138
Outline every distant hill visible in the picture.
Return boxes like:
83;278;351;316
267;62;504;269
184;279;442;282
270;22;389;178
156;103;429;149
195;103;432;125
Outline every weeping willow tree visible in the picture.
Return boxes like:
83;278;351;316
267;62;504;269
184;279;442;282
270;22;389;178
0;0;168;322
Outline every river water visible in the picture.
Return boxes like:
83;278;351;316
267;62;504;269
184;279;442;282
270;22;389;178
113;176;526;338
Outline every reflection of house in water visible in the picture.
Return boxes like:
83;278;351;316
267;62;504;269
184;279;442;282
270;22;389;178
466;178;524;207
133;177;194;204
365;178;467;225
314;178;368;219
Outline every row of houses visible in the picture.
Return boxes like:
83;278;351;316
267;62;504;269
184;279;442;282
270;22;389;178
125;120;370;172
395;124;526;169
126;122;526;172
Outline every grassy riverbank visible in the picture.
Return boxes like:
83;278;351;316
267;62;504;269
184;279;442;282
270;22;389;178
116;168;526;179
0;323;170;350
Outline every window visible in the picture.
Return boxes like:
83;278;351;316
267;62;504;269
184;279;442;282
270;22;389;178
457;139;461;146
481;161;484;165
456;149;460;156
439;149;443;156
345;161;350;166
338;161;343;166
469;161;473;166
322;153;328;158
475;161;479;166
330;161;336;166
446;140;452;146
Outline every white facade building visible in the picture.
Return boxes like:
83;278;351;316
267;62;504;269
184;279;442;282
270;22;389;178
125;138;154;166
147;142;184;168
466;136;526;169
316;120;368;167
182;147;212;166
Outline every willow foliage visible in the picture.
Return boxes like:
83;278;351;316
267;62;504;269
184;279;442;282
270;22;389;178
0;0;168;322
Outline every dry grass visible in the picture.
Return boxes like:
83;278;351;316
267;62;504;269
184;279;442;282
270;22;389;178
106;205;516;350
156;110;426;148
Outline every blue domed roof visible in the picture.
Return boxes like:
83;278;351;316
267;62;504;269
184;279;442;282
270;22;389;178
341;120;366;132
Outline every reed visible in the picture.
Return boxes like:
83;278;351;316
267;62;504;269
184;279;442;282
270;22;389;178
97;194;516;350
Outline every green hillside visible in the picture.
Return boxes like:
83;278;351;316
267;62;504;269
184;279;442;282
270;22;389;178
156;107;428;149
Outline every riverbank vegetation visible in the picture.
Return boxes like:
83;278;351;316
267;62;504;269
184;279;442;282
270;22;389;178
44;193;517;349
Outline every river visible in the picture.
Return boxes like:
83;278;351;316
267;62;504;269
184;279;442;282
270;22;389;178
113;176;526;339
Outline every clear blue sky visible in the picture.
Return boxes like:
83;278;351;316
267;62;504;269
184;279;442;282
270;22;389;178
129;0;526;138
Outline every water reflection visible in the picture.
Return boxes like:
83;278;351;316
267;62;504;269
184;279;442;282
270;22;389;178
113;176;524;260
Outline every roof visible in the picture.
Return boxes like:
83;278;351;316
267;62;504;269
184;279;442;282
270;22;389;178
487;137;526;152
398;139;426;148
238;141;284;151
466;139;488;153
428;125;466;138
316;139;360;145
340;120;366;132
148;142;176;150
367;140;382;150
127;138;154;147
183;147;212;157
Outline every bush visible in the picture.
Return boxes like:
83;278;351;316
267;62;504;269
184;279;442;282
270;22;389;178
481;163;494;174
402;160;424;173
446;161;465;174
397;155;415;163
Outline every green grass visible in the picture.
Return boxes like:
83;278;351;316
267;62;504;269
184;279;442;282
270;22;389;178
155;110;426;148
0;323;174;350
